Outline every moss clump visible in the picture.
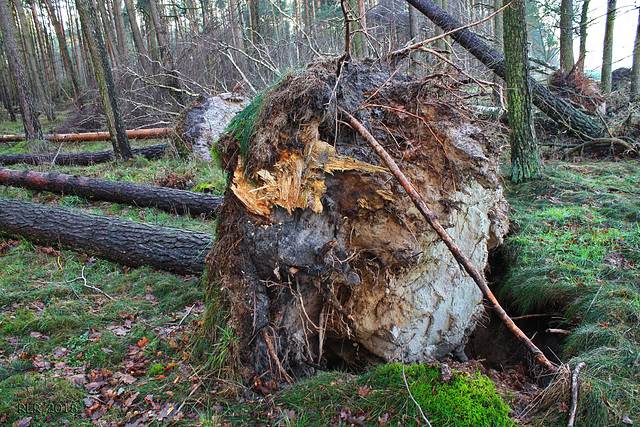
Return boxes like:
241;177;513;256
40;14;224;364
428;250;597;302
223;363;514;426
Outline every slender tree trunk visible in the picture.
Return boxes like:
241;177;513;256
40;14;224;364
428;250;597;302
0;197;213;275
0;168;223;217
631;8;640;101
404;0;604;137
248;0;260;44
504;0;540;183
0;0;43;140
42;0;81;101
123;0;150;73
578;0;590;71
75;0;133;161
560;0;575;72
96;0;119;63
111;0;128;57
601;0;616;94
12;0;54;121
0;56;18;121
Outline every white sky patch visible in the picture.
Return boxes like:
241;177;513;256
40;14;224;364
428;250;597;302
580;0;638;71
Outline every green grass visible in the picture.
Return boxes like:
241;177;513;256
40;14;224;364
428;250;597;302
221;364;514;426
502;161;640;426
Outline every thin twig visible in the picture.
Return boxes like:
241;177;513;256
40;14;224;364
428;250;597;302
79;266;115;300
401;362;433;426
342;110;556;373
567;362;586;427
389;1;512;58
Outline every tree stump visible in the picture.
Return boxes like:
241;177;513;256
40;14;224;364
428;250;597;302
206;60;509;386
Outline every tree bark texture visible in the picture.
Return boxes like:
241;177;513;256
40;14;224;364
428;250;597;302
579;0;591;72
0;144;167;166
504;0;541;183
404;0;605;138
0;127;172;143
559;0;575;72
123;0;150;73
0;0;43;141
631;8;640;101
601;0;617;94
0;197;213;275
76;0;133;161
0;168;223;217
11;0;54;121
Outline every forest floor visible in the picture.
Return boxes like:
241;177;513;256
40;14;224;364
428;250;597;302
0;115;639;426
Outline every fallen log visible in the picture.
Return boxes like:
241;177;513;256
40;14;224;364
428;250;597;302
0;144;168;166
0;197;213;275
0;127;172;144
403;0;605;138
0;168;223;217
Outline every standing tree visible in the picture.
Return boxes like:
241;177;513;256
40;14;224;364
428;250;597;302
601;0;616;93
559;0;575;72
504;0;541;183
631;7;640;101
578;0;591;71
0;0;43;141
123;0;150;73
75;0;132;161
42;0;82;103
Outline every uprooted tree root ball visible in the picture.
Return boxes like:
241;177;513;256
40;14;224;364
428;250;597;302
204;59;510;386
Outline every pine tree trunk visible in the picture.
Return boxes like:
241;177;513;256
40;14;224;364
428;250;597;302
579;0;590;71
111;0;128;57
404;0;605;138
11;0;54;121
504;0;540;183
75;0;133;161
630;8;640;101
0;144;167;166
0;168;223;217
559;0;575;72
0;197;213;275
96;0;119;63
31;0;81;101
123;0;150;73
601;0;616;94
0;0;43;140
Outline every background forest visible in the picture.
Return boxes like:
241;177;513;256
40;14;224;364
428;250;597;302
1;0;640;426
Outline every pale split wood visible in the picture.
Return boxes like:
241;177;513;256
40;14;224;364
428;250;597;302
342;109;557;373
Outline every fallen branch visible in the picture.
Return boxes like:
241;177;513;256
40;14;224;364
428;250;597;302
78;266;115;300
342;110;556;373
0;197;213;275
565;138;638;158
567;362;587;427
0;144;168;166
0;127;172;143
0;168;223;217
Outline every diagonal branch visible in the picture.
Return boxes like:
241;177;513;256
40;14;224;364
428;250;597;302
342;110;556;373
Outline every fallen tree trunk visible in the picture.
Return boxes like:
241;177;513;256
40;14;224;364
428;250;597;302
403;0;605;138
0;197;213;275
0;144;167;166
0;168;223;217
0;127;172;143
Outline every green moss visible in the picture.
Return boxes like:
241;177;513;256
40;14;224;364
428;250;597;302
223;364;514;426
